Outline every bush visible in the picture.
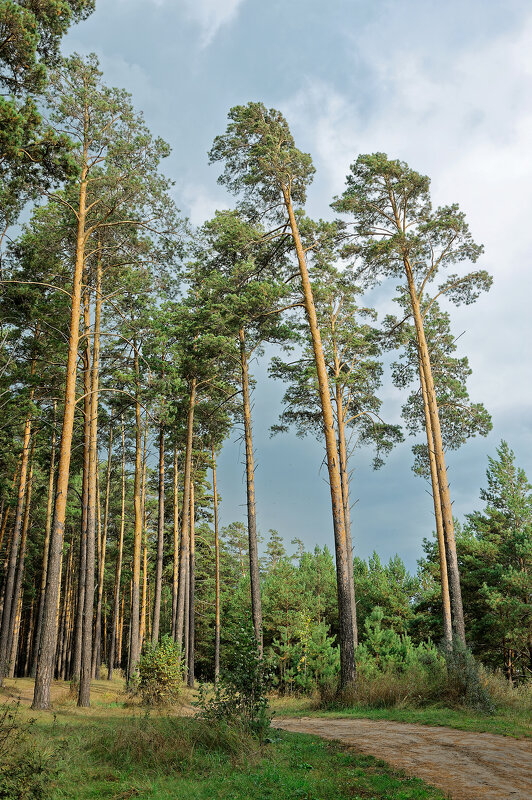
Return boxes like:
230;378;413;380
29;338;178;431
131;635;183;705
197;625;271;741
0;703;58;799
444;639;494;713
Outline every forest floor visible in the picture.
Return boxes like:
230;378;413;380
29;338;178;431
273;716;532;800
2;678;531;799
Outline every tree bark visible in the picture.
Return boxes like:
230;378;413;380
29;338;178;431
0;405;33;683
211;444;220;685
93;416;112;677
152;425;165;644
404;257;466;643
79;246;102;707
31;401;57;678
171;446;179;640
239;327;263;653
176;378;195;651
108;418;125;680
282;186;356;689
418;358;453;649
128;349;143;679
187;482;195;688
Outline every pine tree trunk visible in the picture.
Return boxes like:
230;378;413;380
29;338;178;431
31;401;57;678
108;418;125;680
171;446;179;640
211;444;220;685
238;327;263;653
404;259;466;643
0;402;34;683
79;247;102;707
176;378;195;650
152;425;165;644
418;358;453;649
128;350;143;679
187;482;195;688
93;419;112;677
71;287;92;682
282;186;356;690
6;440;35;678
335;384;358;648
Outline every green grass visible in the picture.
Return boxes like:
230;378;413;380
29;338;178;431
271;696;532;739
3;704;447;800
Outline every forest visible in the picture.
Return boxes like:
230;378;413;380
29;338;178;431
0;3;531;799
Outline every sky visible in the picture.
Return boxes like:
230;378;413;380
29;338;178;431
64;0;532;571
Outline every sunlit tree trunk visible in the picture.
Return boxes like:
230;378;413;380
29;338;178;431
187;482;195;688
418;358;453;649
152;425;165;644
108;418;125;680
282;186;356;689
176;378;195;650
171;446;179;640
238;327;263;653
404;259;465;643
211;444;220;684
31;400;57;678
93;420;111;677
128;349;143;679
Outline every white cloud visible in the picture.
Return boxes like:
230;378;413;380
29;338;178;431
180;182;230;226
182;0;246;47
282;15;532;420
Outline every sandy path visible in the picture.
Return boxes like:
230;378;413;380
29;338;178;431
273;716;532;800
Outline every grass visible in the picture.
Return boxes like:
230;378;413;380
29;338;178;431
0;677;447;800
271;695;532;739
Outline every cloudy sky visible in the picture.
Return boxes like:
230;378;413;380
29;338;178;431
65;0;532;570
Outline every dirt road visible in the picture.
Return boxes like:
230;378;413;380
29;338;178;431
273;716;532;800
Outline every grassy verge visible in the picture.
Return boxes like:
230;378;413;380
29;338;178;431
0;678;446;800
271;696;532;739
31;714;447;800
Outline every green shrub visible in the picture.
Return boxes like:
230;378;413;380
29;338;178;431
131;635;183;705
0;703;58;799
444;638;494;713
198;625;271;741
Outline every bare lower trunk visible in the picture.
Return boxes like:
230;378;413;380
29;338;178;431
32;162;88;709
211;445;220;684
171;447;179;640
418;359;453;649
152;425;165;644
176;379;195;650
128;351;143;679
239;327;263;653
187;482;195;688
31;401;57;678
79;248;102;707
108;419;125;680
405;259;466;643
283;186;356;689
0;407;33;683
93;420;112;677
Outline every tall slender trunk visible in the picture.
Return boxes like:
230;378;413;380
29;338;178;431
171;446;179;640
139;420;148;649
187;482;195;688
0;404;33;683
282;186;356;689
118;593;125;669
93;419;112;677
79;245;102;707
7;439;35;678
404;258;466;643
71;288;91;681
152;425;165;644
238;327;263;653
176;378;196;650
23;598;35;677
108;418;125;680
418;359;453;649
211;445;220;684
31;401;57;678
128;349;143;679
